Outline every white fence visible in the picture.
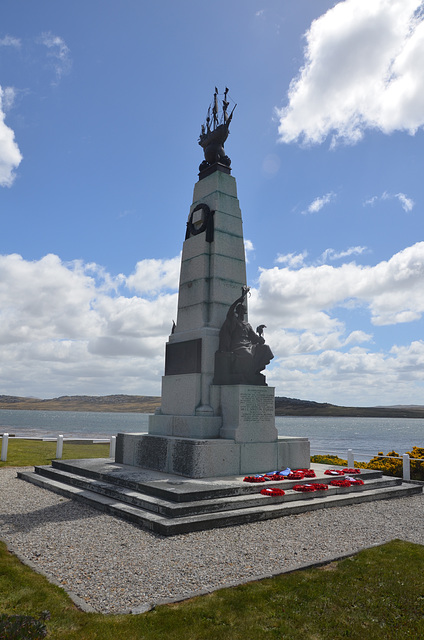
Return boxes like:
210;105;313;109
1;434;116;462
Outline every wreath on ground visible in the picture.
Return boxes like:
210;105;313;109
329;478;352;488
287;471;305;480
345;477;364;485
292;483;329;492
311;483;329;491
292;483;316;492
296;469;317;478
260;487;285;497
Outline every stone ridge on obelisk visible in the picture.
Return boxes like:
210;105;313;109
115;89;310;477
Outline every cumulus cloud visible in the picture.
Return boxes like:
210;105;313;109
249;239;424;403
267;340;424;406
125;256;180;295
38;32;72;83
364;191;415;211
1;245;423;404
255;241;424;329
0;253;178;397
276;0;424;146
0;86;23;186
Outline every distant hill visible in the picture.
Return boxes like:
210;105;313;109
0;394;161;413
1;394;424;418
275;396;424;418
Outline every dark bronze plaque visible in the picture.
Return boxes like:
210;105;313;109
165;339;202;376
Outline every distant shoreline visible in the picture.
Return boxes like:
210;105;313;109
1;394;424;418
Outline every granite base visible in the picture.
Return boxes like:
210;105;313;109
115;432;310;478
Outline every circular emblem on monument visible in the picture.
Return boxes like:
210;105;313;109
187;203;211;237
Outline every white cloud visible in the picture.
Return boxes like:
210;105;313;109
276;0;424;146
0;245;423;404
364;191;415;211
320;246;367;263
0;35;21;48
276;246;366;268
255;241;424;329
0;86;23;186
276;251;308;268
38;32;72;83
125;256;180;295
364;195;379;207
303;192;335;214
0;253;178;397
1;87;17;112
394;192;415;211
267;341;424;406
244;239;255;262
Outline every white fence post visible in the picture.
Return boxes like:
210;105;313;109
56;435;64;459
347;449;354;468
1;433;9;462
109;435;116;459
403;453;410;481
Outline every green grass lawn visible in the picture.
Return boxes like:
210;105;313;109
0;438;110;467
1;539;423;639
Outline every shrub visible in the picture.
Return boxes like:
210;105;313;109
366;450;402;477
310;454;368;469
310;454;347;466
0;611;49;639
366;448;424;481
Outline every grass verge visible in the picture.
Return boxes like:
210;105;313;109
0;439;110;468
0;539;423;639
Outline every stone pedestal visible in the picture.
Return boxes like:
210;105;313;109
115;432;310;478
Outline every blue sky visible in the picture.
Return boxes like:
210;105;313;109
1;0;423;406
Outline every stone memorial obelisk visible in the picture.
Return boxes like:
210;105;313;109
116;89;309;477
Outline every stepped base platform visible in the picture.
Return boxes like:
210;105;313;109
18;459;422;536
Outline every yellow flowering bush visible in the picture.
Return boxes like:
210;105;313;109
310;454;368;468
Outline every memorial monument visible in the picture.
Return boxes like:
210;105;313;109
116;88;309;477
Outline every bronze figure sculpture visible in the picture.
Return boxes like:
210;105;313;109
214;286;273;386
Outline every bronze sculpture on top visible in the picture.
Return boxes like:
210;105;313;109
198;87;236;177
214;286;274;386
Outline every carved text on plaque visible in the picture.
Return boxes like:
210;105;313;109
239;390;274;423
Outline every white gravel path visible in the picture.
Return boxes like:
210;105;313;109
1;467;423;614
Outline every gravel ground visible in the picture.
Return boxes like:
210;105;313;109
1;467;423;614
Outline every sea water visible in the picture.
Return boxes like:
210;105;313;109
0;409;423;461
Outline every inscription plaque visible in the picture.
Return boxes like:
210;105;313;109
239;390;275;422
165;339;202;376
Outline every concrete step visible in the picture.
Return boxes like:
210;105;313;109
22;463;406;518
17;459;422;536
48;458;387;500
